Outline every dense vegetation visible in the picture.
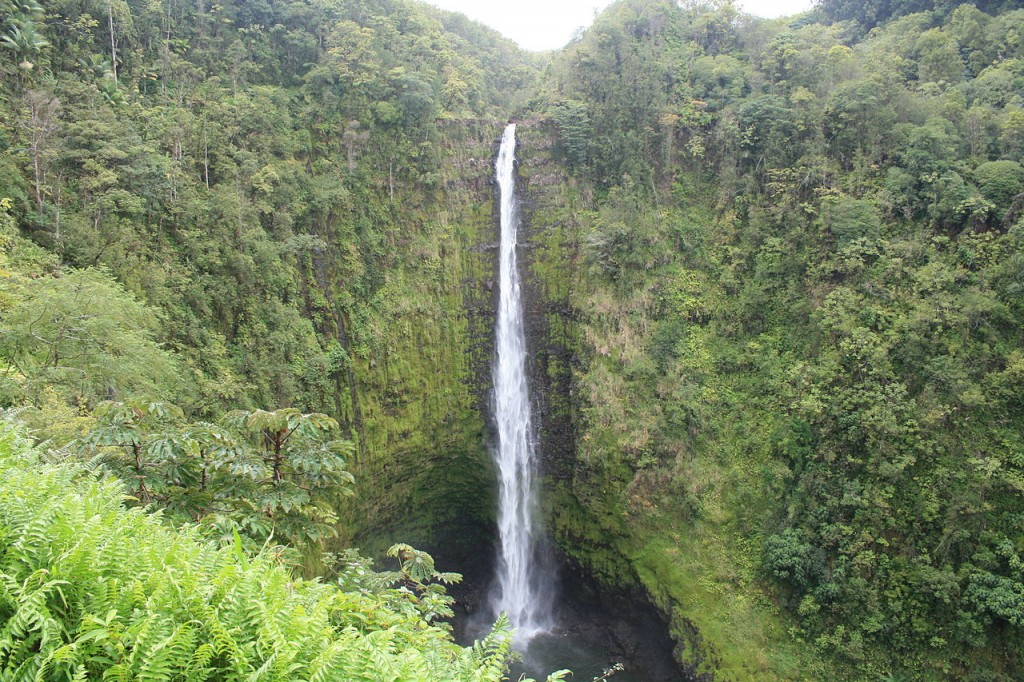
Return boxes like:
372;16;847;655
534;0;1024;679
1;0;533;417
1;0;527;557
2;0;1024;679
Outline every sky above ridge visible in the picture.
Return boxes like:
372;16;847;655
424;0;815;52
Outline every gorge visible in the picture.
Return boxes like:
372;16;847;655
1;0;1024;680
471;122;687;680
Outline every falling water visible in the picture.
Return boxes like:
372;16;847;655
490;123;551;641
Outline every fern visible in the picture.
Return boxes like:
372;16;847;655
0;419;526;681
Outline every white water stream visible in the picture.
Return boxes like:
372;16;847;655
490;123;552;641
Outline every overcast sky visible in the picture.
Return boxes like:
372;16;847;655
425;0;814;51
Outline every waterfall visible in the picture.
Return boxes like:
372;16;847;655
490;123;551;641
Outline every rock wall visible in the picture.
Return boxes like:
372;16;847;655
315;117;709;679
515;120;715;681
320;120;504;565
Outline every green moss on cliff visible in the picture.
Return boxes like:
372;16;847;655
516;121;833;680
325;121;503;558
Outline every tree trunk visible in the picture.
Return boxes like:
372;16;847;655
108;0;118;85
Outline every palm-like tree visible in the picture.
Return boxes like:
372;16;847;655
2;0;48;73
1;22;49;57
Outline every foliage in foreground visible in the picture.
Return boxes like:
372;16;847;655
79;402;355;558
0;420;550;682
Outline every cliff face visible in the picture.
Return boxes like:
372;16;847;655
321;119;762;681
326;119;606;575
515;122;585;482
514;121;713;679
512;122;815;681
323;121;503;563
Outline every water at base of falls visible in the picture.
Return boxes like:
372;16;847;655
509;631;682;682
489;122;553;642
452;564;688;682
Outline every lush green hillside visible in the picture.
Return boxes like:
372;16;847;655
0;0;541;563
0;0;545;671
527;0;1024;679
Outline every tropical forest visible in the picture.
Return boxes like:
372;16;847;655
0;0;1023;679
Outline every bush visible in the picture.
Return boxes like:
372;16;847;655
763;529;825;590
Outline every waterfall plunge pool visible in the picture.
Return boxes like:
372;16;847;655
449;553;689;682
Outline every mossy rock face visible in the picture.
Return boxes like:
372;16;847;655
312;117;795;681
515;120;586;482
513;122;832;681
515;122;708;677
321;118;587;573
321;120;504;562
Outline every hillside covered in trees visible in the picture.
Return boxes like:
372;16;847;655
2;0;1024;679
534;0;1024;678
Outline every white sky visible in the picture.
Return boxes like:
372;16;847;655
425;0;815;52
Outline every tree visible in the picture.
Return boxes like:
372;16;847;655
341;119;368;173
81;399;262;517
552;99;591;169
220;408;355;549
974;159;1024;224
81;399;187;503
914;28;964;84
816;0;979;30
0;0;48;75
0;267;179;406
78;403;355;555
19;90;60;215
